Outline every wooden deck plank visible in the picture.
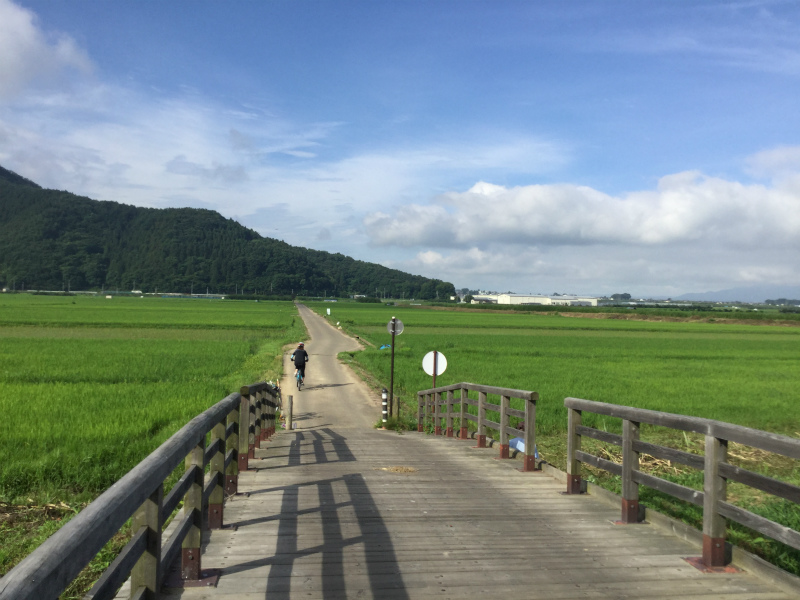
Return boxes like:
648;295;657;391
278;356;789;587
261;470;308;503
152;305;798;600
159;426;798;599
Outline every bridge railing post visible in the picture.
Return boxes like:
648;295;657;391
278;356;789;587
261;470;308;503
434;391;442;435
237;391;250;472
261;388;276;441
253;388;262;448
286;394;294;431
703;434;729;567
459;387;468;440
426;393;432;431
521;392;539;471
498;395;510;458
566;407;582;494
417;393;424;432
226;395;241;494
182;440;205;580
261;390;270;440
208;419;225;529
130;484;163;600
620;419;641;522
274;387;281;434
264;392;278;440
272;390;279;436
275;386;283;434
446;390;454;437
266;389;273;438
247;389;256;460
476;391;487;448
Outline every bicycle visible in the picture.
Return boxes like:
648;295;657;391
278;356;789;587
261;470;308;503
296;370;304;391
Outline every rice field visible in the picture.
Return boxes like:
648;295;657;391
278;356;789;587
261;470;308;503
0;294;303;504
308;301;800;574
309;302;800;435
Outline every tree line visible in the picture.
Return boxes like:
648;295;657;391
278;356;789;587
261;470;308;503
0;167;455;299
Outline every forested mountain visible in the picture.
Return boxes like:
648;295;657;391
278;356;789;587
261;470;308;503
0;167;455;298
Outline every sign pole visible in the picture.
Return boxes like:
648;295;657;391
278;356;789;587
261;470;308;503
389;317;397;418
432;350;438;389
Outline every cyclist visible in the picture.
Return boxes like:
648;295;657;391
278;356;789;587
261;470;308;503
291;342;309;385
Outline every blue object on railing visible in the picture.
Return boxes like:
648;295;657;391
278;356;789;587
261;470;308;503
509;437;538;458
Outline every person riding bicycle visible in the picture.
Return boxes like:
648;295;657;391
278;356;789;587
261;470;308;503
291;342;309;382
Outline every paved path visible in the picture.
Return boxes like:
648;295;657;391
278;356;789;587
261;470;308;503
167;305;798;599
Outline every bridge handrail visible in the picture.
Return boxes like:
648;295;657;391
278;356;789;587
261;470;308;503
564;397;800;568
0;382;280;600
417;382;540;471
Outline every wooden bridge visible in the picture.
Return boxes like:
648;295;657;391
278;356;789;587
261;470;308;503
1;305;798;599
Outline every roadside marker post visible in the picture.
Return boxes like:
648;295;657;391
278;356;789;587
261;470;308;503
386;317;404;418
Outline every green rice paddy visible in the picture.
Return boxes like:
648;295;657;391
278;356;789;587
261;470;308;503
3;294;799;587
309;301;800;575
309;302;800;435
0;294;303;503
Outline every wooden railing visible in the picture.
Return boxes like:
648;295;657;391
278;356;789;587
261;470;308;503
564;397;800;568
417;383;539;471
0;382;280;600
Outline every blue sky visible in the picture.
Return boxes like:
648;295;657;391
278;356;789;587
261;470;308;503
1;0;799;298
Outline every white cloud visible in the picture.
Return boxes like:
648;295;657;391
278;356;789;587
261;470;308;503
365;170;800;250
745;145;800;179
165;155;248;184
367;152;800;295
390;241;800;298
0;0;93;101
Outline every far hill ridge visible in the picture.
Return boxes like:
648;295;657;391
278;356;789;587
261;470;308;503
0;165;455;298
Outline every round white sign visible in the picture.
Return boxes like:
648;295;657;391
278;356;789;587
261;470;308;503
422;351;447;376
387;319;404;335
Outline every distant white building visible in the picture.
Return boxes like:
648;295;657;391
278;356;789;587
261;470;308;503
472;293;598;307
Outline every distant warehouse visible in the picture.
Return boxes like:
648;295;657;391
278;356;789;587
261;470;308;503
471;294;598;307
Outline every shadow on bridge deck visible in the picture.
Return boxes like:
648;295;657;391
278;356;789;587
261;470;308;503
160;423;797;600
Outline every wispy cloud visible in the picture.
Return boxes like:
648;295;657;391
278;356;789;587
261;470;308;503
745;145;800;178
0;0;93;101
587;2;800;76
